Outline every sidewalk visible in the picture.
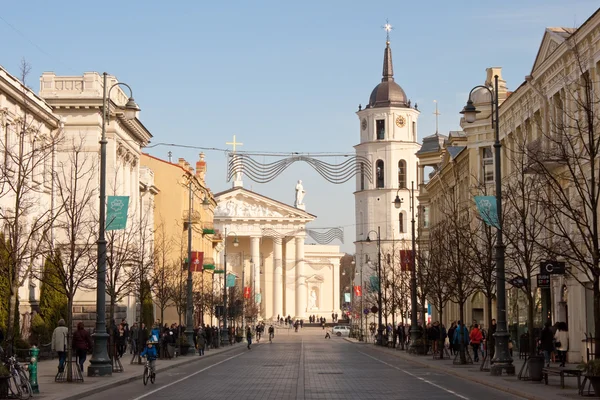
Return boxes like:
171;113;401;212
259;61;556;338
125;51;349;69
32;344;241;400
345;337;585;400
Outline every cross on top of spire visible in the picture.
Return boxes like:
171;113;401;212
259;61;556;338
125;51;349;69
383;20;393;44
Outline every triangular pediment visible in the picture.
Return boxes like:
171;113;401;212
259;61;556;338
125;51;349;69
531;28;574;74
214;187;315;221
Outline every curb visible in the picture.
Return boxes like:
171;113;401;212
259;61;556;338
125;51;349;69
56;345;241;400
344;339;551;400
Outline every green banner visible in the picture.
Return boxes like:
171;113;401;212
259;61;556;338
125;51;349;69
474;195;499;229
226;273;236;288
106;196;130;231
344;293;351;303
255;293;262;304
369;276;380;292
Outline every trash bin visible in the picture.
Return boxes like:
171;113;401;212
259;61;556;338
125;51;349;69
528;355;544;381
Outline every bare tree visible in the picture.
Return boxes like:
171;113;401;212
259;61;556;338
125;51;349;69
0;60;60;344
41;135;97;381
151;222;173;325
524;37;600;355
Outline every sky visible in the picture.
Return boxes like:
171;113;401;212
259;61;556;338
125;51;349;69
1;1;598;254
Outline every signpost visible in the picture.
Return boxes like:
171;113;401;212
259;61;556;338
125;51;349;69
106;196;129;231
537;274;551;289
541;261;566;274
510;276;527;289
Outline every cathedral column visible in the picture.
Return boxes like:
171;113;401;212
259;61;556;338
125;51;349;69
333;259;341;314
295;236;306;318
251;236;261;318
273;238;283;319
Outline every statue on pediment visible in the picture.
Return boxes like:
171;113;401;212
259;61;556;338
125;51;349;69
295;180;305;208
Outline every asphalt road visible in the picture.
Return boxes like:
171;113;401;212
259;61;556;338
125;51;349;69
82;328;525;399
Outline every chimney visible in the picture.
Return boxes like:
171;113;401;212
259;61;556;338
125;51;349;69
168;151;172;163
196;152;207;184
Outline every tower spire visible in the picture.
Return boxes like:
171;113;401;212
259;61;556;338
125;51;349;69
382;21;394;82
433;100;441;135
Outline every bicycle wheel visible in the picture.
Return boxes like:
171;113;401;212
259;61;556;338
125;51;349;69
150;371;155;384
17;370;32;399
143;367;149;386
10;374;26;400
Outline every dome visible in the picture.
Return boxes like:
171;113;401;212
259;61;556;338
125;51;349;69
369;80;407;108
471;86;492;105
366;41;408;109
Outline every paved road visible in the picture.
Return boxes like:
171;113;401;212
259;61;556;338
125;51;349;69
83;328;524;399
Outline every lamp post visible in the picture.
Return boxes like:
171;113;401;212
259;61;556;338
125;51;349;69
222;228;239;345
461;75;515;375
408;181;419;352
88;72;140;377
366;227;383;346
183;178;211;351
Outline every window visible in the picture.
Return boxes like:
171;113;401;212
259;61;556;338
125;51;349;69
386;253;391;265
412;121;416;138
376;160;384;188
422;207;429;228
398;212;405;233
398;160;406;188
376;119;385;140
482;147;494;182
360;162;365;190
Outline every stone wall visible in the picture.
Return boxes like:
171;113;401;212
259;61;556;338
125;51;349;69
72;303;128;330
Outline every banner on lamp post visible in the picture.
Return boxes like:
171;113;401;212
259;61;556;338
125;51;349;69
353;285;362;297
369;276;380;292
190;251;203;272
344;293;351;303
226;274;236;288
243;287;251;299
106;196;130;231
255;293;262;304
474;196;500;228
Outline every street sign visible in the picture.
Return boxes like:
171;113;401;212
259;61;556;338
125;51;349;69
370;305;378;314
537;274;551;289
106;196;129;231
541;261;566;274
510;276;527;288
363;308;370;315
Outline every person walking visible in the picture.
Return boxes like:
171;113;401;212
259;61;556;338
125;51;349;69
197;330;206;356
469;323;483;362
246;326;252;350
51;319;68;373
447;322;456;355
540;321;554;367
72;322;92;372
554;322;569;367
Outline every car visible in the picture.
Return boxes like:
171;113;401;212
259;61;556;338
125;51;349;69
332;325;350;337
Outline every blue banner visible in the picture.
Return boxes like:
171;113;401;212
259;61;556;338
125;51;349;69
344;293;351;303
226;273;236;288
369;276;380;292
474;195;500;228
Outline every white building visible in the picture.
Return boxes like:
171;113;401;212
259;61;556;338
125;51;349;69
354;36;421;318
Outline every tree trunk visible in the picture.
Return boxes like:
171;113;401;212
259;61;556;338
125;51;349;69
459;301;467;364
66;297;73;382
439;306;444;359
527;290;536;357
594;276;600;357
6;284;18;349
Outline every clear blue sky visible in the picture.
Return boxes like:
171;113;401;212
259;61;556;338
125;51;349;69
1;1;598;253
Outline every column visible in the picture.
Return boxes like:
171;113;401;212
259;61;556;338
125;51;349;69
333;259;340;314
273;238;283;319
295;236;306;318
251;236;261;318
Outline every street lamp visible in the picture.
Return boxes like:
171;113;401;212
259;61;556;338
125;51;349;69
393;189;404;209
366;227;383;346
183;179;211;351
89;72;140;377
461;75;515;376
222;228;239;345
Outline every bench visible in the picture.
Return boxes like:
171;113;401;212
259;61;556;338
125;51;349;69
542;366;582;389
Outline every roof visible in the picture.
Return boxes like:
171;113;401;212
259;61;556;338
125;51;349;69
366;41;408;109
447;146;466;160
416;133;447;155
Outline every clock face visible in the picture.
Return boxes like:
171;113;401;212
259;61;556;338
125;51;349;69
396;115;406;128
361;119;367;131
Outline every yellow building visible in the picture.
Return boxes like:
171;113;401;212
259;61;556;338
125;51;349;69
141;153;219;327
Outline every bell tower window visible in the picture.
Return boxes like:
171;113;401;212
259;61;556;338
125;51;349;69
376;119;385;140
398;160;406;189
376;160;384;188
360;162;365;190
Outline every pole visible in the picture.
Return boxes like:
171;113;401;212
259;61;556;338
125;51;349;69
409;181;419;352
223;228;229;344
185;180;195;348
88;72;112;376
241;253;245;331
360;256;364;341
376;226;383;346
490;74;515;375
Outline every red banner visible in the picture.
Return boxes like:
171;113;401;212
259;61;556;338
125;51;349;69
243;287;251;299
353;285;362;297
400;250;413;271
190;251;204;272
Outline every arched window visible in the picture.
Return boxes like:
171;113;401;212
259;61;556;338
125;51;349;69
376;160;384;188
360;162;365;190
399;212;405;233
398;160;406;189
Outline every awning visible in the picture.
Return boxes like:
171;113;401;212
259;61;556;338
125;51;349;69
203;264;216;270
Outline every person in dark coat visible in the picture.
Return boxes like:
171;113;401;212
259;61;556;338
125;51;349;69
488;319;497;362
540;321;554;367
72;322;93;372
137;323;148;364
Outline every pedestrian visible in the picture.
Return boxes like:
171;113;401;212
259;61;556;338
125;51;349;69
540;321;554;367
488;319;497;362
469;323;483;362
246;326;252;350
130;322;139;355
325;329;331;339
137;322;148;364
197;330;206;356
447;322;456;355
554;321;569;367
117;322;127;358
51;319;68;373
72;322;93;372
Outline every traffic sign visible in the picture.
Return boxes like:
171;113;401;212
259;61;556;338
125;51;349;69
510;276;527;288
541;261;565;274
363;308;370;315
370;305;379;314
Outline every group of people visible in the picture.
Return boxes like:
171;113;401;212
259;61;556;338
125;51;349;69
51;319;93;373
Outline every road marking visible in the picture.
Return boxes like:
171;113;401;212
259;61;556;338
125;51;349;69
358;351;470;400
131;352;244;400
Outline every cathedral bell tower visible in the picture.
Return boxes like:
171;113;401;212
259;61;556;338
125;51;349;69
354;28;421;272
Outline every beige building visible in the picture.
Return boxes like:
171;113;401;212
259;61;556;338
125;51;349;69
141;153;218;326
418;9;600;363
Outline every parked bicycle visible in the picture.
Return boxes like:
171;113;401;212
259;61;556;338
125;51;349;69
5;355;32;399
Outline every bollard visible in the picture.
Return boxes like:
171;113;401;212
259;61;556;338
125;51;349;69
29;346;40;394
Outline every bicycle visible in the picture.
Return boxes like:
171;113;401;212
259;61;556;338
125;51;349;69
142;359;155;386
5;355;32;399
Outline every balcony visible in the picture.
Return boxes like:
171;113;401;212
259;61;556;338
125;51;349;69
182;209;202;223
